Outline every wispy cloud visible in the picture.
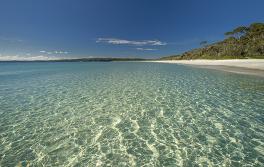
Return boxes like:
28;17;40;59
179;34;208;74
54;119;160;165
0;36;24;43
39;50;69;54
96;38;167;46
136;48;157;51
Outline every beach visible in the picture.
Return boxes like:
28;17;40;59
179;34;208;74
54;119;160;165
150;59;264;77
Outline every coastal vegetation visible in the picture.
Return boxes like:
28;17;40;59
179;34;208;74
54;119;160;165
161;22;264;60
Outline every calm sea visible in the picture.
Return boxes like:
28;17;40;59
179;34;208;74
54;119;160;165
0;62;264;166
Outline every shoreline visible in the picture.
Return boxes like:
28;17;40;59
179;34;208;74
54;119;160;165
148;59;264;77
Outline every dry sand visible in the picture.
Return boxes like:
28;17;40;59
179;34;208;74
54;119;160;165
149;59;264;77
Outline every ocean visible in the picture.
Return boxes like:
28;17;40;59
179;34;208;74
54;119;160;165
0;62;263;166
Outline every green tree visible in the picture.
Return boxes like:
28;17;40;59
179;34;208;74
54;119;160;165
225;26;248;39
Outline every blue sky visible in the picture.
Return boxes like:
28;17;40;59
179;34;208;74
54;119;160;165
0;0;264;60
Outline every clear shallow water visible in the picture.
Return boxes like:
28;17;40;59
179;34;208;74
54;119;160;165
0;62;264;166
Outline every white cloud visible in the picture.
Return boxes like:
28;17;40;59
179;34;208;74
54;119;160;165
136;48;157;51
96;38;167;46
39;50;69;54
0;55;63;61
0;36;24;43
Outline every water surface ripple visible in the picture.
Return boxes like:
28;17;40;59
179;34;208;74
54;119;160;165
0;62;264;166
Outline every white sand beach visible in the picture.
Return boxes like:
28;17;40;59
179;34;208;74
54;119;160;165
150;59;264;77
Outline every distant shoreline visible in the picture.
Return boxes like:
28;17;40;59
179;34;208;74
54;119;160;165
147;59;264;77
0;58;148;63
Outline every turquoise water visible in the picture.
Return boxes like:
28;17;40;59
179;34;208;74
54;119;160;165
0;62;264;166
